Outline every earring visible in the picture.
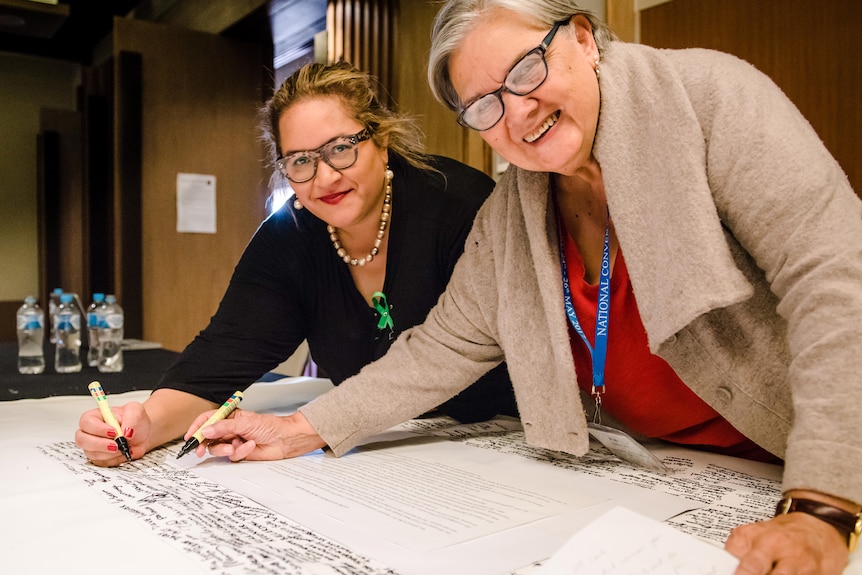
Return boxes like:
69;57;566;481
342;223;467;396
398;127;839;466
293;198;303;210
385;166;394;184
594;54;601;79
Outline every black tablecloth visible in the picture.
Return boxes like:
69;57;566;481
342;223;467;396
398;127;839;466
0;341;181;400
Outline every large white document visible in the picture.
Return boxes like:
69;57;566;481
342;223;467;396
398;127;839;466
37;440;396;574
4;378;861;575
181;418;695;575
455;429;785;546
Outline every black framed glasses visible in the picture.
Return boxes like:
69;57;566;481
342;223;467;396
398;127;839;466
276;128;372;183
457;20;569;132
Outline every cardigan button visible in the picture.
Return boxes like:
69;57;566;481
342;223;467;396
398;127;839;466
716;386;734;405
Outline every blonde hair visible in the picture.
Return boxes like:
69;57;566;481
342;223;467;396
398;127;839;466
261;61;433;172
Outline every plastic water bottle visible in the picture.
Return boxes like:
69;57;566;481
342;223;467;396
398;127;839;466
48;287;63;344
98;294;124;373
54;293;82;373
16;296;45;374
86;293;106;366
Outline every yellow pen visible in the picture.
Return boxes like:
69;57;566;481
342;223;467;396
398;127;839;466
176;391;244;459
88;381;132;462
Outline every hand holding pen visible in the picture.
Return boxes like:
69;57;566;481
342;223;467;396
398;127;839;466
177;391;244;459
181;407;326;462
87;381;133;462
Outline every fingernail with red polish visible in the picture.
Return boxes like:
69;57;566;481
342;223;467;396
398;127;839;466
107;443;118;452
107;430;117;438
124;427;134;439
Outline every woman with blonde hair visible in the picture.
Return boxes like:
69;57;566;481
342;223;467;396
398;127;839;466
75;60;517;466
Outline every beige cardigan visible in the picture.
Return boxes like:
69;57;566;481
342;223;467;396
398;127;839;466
301;43;862;503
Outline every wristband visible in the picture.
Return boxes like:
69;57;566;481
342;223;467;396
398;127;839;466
775;497;861;552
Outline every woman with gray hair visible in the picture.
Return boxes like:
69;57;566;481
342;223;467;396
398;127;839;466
187;2;862;573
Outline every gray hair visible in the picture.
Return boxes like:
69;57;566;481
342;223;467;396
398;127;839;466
428;0;616;111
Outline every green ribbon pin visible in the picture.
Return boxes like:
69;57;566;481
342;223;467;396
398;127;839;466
371;291;394;331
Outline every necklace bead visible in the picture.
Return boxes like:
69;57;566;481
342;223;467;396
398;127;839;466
328;168;393;267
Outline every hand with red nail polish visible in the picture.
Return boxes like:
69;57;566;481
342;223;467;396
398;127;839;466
75;388;221;467
76;401;151;467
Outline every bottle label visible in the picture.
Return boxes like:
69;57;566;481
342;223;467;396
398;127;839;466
56;313;81;330
18;315;45;330
105;313;124;329
88;312;99;327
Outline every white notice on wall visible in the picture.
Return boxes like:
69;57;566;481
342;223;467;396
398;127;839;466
176;173;217;233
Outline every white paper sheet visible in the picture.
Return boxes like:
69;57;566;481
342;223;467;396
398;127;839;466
197;440;602;551
37;441;396;574
176;172;217;233
458;431;784;545
179;417;697;575
534;506;739;575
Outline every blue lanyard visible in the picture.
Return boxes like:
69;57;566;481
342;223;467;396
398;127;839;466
559;219;612;397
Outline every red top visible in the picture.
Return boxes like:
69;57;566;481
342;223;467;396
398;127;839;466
562;229;781;464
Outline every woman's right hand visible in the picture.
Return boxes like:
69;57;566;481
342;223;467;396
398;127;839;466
191;410;326;462
75;401;152;467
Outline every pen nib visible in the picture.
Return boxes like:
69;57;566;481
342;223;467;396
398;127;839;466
115;437;132;462
176;438;200;459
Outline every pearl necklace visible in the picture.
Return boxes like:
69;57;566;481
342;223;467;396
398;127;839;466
327;168;393;267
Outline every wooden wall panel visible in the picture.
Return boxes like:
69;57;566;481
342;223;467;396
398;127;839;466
328;0;396;104
324;0;487;174
0;301;18;342
606;0;637;43
112;18;271;352
37;129;63;300
38;110;85;301
114;51;143;338
82;80;115;303
640;0;861;199
395;0;489;174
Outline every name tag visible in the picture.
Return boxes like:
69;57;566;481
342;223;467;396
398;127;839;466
588;422;669;473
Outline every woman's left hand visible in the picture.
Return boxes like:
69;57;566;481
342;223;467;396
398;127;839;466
726;512;849;575
184;409;326;461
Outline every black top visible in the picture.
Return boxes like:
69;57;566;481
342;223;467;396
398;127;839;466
156;154;517;423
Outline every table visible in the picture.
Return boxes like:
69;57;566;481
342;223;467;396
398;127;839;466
0;340;180;400
3;380;860;575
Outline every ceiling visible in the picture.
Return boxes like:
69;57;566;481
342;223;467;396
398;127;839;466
0;0;288;65
0;0;142;63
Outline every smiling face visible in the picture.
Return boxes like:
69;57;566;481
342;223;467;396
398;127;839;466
278;95;389;233
449;10;601;177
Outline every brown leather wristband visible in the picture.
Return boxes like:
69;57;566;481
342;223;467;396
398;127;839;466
775;497;862;552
